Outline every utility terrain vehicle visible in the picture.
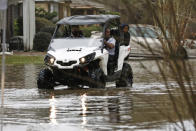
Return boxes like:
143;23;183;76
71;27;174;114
37;15;133;89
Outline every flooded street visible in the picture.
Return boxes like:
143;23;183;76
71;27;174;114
0;60;196;131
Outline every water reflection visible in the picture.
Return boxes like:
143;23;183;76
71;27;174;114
0;109;3;131
81;93;87;126
0;59;195;130
108;98;120;123
24;65;37;89
49;92;58;125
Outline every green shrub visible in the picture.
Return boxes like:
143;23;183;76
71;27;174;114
103;11;120;15
35;7;57;20
13;17;54;35
33;32;51;52
36;17;54;33
40;26;63;38
81;26;102;37
13;19;19;36
14;16;23;36
40;26;56;35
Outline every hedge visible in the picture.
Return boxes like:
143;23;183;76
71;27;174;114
33;32;52;52
36;17;54;33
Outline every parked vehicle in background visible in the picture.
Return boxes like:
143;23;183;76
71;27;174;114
184;39;196;49
129;24;195;58
129;24;162;57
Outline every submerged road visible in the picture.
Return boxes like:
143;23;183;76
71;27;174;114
0;59;195;131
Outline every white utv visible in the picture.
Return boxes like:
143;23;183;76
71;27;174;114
37;15;133;89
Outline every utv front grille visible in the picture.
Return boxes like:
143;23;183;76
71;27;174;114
56;61;77;66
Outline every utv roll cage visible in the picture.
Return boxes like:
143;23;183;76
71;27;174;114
52;15;121;53
53;15;120;37
56;15;120;25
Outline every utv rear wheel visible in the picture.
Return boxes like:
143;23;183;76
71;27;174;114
37;68;54;89
89;68;105;88
116;63;133;87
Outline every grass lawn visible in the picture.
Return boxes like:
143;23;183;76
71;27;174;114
0;55;45;65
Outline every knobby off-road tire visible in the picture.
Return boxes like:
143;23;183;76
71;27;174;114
116;63;133;87
89;68;105;88
37;68;55;89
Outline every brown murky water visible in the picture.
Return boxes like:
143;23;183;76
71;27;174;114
0;60;195;131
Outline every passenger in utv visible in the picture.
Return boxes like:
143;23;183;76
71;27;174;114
71;25;83;37
121;24;130;46
104;28;116;75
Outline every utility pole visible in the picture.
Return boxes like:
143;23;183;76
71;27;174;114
0;1;7;131
0;0;7;109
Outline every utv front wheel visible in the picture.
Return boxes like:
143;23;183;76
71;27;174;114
116;63;133;87
37;68;54;89
89;68;105;88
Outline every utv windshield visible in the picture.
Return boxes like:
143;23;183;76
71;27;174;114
129;27;159;38
53;24;103;39
50;24;104;49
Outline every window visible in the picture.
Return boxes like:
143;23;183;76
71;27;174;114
129;27;159;38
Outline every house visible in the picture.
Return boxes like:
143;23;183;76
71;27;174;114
70;0;105;15
2;0;106;51
35;0;72;19
3;0;72;51
0;0;22;45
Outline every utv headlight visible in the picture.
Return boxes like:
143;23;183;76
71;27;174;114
49;57;55;64
79;52;96;64
80;57;86;63
44;54;56;65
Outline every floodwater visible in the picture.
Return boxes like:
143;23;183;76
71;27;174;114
0;60;196;131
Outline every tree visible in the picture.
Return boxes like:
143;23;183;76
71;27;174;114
93;0;196;130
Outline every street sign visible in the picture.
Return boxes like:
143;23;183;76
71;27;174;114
0;0;7;10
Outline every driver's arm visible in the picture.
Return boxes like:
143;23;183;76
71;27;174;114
104;38;115;49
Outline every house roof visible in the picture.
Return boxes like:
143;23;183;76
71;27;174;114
35;0;71;2
7;0;71;5
70;0;104;9
57;15;120;25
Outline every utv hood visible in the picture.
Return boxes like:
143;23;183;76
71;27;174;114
50;38;102;50
48;38;102;60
